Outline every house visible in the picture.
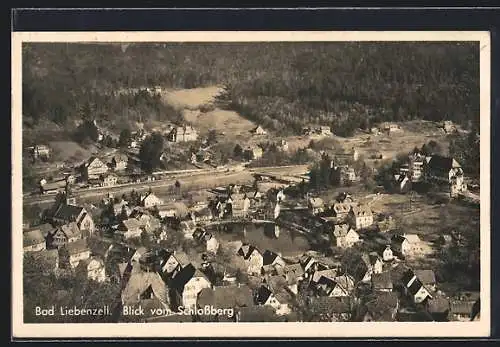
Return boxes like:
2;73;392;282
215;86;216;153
359;252;384;282
401;152;425;182
83;156;109;180
277;139;289;152
191;207;213;222
382;245;394;262
414;270;437;292
391;233;426;258
157;202;189;219
255;283;292;316
76;256;106;282
314;274;355;298
50;203;95;237
262;250;286;272
332;165;358;185
23;229;46;252
331;224;360;248
197;285;254;322
227;193;252;218
424;155;465;188
116;219;143;240
206;235;220;255
166;125;199;142
59;239;91;269
26;249;59;275
282;263;305;294
121;263;169;316
141;192;164;209
307;296;352;322
160;251;191;277
113;200;131;217
237;244;264;275
49;222;82;249
382;123;403;135
308;197;324;215
111;153;128;171
392;173;412;193
371;271;393;292
358;292;399;322
401;269;433;304
32;144;51;159
331;202;355;220
171;266;212;309
244;146;263;160
318;126;332;136
88;238;113;261
251;125;267;136
348;205;373;230
100;173;118;187
180;220;197;239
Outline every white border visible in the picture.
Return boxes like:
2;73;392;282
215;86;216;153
11;31;491;338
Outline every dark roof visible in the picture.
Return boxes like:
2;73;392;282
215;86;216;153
237;244;260;260
88;238;113;258
64;239;89;255
363;292;399;321
53;204;84;222
171;263;197;289
23;229;45;247
197;285;254;309
427;155;460;171
372;271;393;290
255;285;273;304
262;250;280;266
407;277;424;296
414;270;437;286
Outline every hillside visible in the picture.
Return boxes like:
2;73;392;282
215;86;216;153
23;42;479;138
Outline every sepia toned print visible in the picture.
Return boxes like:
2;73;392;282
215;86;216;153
12;31;490;338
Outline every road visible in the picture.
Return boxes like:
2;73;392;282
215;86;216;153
22;164;310;206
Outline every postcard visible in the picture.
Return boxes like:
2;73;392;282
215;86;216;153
12;30;490;338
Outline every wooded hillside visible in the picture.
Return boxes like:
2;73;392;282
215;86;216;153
23;42;479;136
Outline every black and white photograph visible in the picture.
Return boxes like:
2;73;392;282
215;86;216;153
12;31;490;338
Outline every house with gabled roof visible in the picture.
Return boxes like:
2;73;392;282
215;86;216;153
121;263;169;317
255;279;293;316
359;252;384;282
237;244;264;275
111;153;128;171
371;271;393;292
76;256;106;283
160;251;191;277
348;204;373;230
357;292;399;322
414;269;437;292
116;218;143;240
58;239;91;269
170;265;212;310
50;203;95;237
262;250;286;271
251;125;267;136
49;222;82;249
401;269;433;304
330;202;355;221
331;224;360;248
83;156;109;180
308;197;325;215
141;192;164;209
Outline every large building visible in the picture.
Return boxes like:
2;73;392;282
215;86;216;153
166;125;199;142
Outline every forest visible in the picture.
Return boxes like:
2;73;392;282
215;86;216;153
23;42;479;137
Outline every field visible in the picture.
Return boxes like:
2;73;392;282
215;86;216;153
160;86;224;110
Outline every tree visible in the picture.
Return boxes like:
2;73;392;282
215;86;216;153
73;120;99;144
118;128;131;148
174;180;181;196
207;129;217;145
139;132;164;173
233;144;243;158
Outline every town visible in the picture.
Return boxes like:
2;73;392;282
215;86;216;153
23;117;480;323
